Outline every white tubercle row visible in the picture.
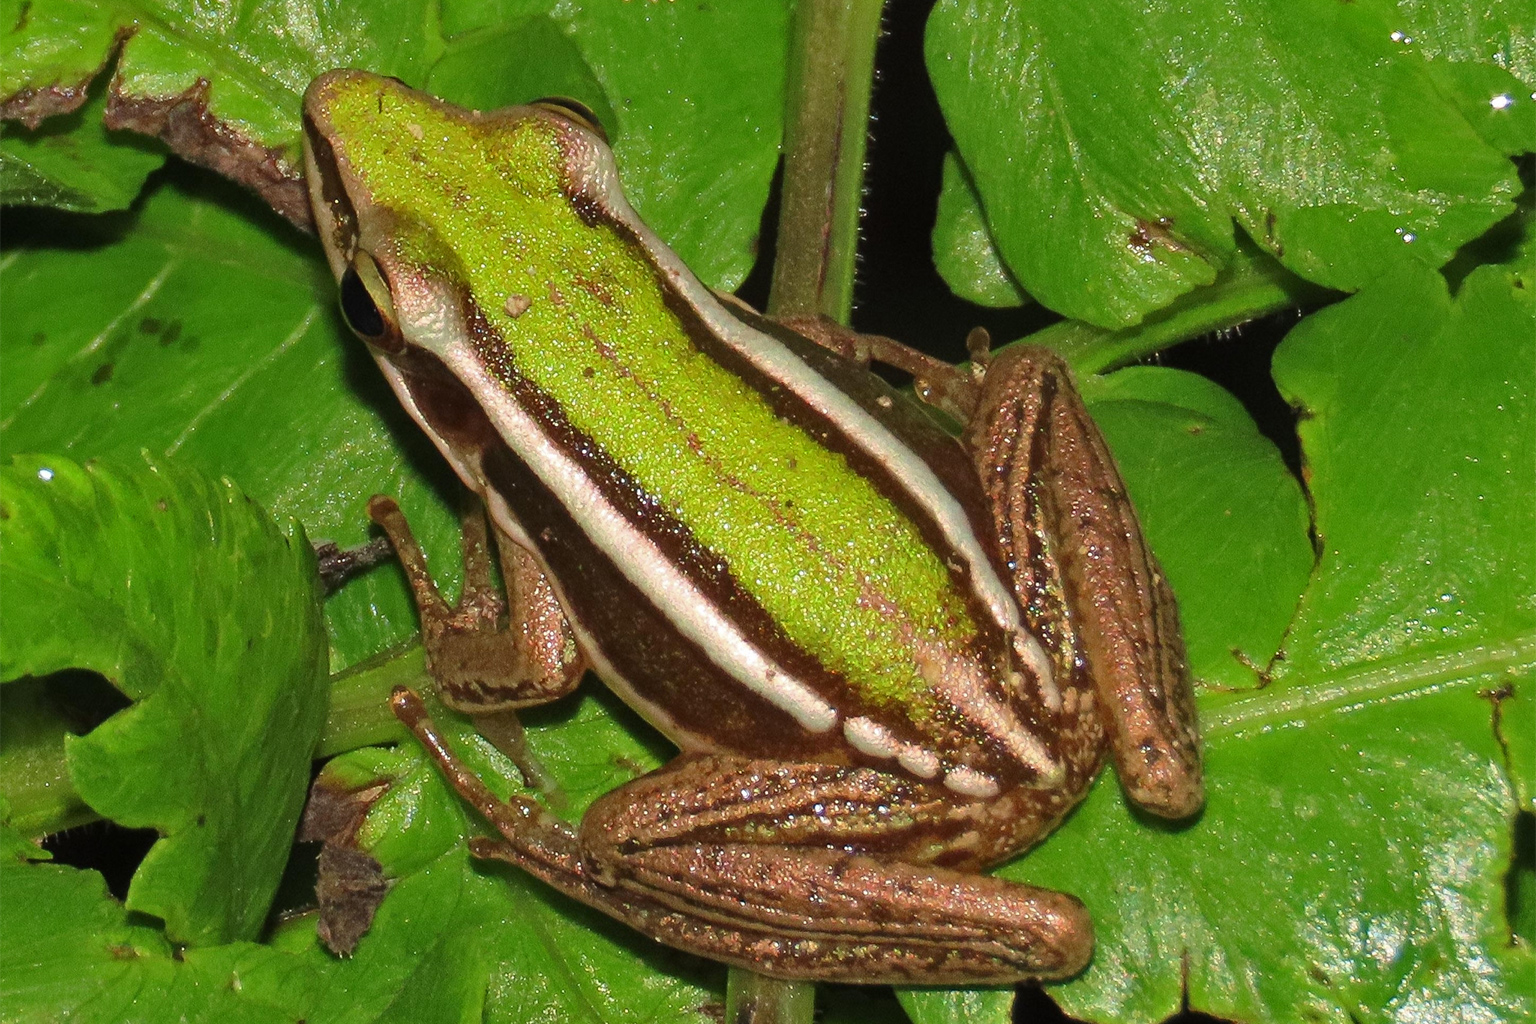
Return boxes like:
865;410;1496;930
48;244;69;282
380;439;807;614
841;715;1000;798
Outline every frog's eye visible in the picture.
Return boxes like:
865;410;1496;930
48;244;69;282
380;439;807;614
531;97;608;143
340;252;403;353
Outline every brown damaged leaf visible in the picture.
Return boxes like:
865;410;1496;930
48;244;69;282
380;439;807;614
2;71;94;127
314;845;389;956
2;19;310;229
300;775;391;956
104;77;311;230
0;29;127;128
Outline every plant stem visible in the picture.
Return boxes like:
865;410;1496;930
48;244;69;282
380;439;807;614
314;643;418;758
1036;239;1330;374
767;0;885;321
725;971;817;1024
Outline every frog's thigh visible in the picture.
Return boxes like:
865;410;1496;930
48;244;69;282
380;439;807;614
577;754;1093;983
965;346;1203;818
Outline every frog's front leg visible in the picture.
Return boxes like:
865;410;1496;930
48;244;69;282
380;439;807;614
369;495;584;792
391;688;1091;983
369;494;584;711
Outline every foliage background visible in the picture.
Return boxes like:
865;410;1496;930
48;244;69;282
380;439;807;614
1;1;1531;1023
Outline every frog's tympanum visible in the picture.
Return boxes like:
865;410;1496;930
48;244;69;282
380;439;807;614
303;69;1202;985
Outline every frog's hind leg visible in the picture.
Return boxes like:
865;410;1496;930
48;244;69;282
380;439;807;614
392;689;1089;982
573;753;1093;984
964;346;1203;819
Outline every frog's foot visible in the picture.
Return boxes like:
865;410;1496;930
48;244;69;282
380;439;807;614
767;312;985;423
964;348;1204;819
369;495;583;797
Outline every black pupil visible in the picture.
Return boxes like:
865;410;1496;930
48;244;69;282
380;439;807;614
339;266;386;338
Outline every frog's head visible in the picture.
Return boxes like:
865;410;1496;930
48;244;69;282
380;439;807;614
301;69;623;365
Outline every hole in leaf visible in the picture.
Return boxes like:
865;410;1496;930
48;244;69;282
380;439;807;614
8;672;141;897
33;668;132;732
1011;984;1245;1023
1442;154;1533;294
41;820;158;900
1013;985;1083;1023
1507;809;1534;948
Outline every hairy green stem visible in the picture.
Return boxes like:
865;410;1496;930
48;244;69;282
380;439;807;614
767;0;885;321
1037;239;1329;375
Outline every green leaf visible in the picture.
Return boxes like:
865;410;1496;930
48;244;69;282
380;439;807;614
930;151;1028;309
1391;0;1536;153
0;861;327;1023
0;178;456;668
0;0;124;118
908;245;1536;1023
2;819;718;1024
0;0;788;284
0;454;328;945
1028;237;1330;373
0;798;48;863
1271;261;1535;699
926;0;1527;326
424;17;618;137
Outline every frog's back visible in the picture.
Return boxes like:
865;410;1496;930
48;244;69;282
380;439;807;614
309;72;1064;794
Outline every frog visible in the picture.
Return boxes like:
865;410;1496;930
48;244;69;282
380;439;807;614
301;68;1202;984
